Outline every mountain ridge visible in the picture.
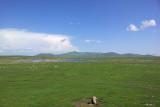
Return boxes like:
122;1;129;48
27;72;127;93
35;51;153;58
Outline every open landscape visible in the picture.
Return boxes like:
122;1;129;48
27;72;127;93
0;56;160;107
0;0;159;107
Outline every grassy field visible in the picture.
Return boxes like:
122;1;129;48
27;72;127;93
0;57;160;107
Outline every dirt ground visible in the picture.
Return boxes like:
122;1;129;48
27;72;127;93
73;98;103;107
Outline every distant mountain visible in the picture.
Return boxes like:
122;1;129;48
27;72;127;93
34;51;153;58
56;51;101;58
35;53;55;57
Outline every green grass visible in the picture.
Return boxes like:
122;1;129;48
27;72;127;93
0;57;160;107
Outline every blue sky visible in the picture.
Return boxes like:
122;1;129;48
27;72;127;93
0;0;160;55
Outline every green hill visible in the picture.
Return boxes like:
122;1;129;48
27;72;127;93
35;53;55;57
34;51;153;58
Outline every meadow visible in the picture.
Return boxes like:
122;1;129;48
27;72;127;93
0;56;160;107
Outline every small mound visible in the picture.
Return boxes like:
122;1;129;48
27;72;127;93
73;98;103;107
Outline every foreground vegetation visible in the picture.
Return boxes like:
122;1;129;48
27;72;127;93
0;57;160;107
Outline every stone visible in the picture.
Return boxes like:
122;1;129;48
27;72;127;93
92;96;97;104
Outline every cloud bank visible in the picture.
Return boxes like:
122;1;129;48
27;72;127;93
0;28;78;55
126;19;156;31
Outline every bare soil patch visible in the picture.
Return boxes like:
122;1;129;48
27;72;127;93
73;98;103;107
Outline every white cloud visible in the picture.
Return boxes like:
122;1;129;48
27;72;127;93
140;19;156;29
96;40;103;43
69;22;74;24
84;40;91;43
126;19;156;31
69;22;80;25
126;24;139;31
83;39;102;43
84;39;95;43
0;28;79;55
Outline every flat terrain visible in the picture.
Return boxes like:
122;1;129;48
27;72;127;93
0;57;160;107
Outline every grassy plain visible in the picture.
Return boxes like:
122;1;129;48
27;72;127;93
0;56;160;107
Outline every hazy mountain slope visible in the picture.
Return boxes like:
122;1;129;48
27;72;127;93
34;52;153;58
